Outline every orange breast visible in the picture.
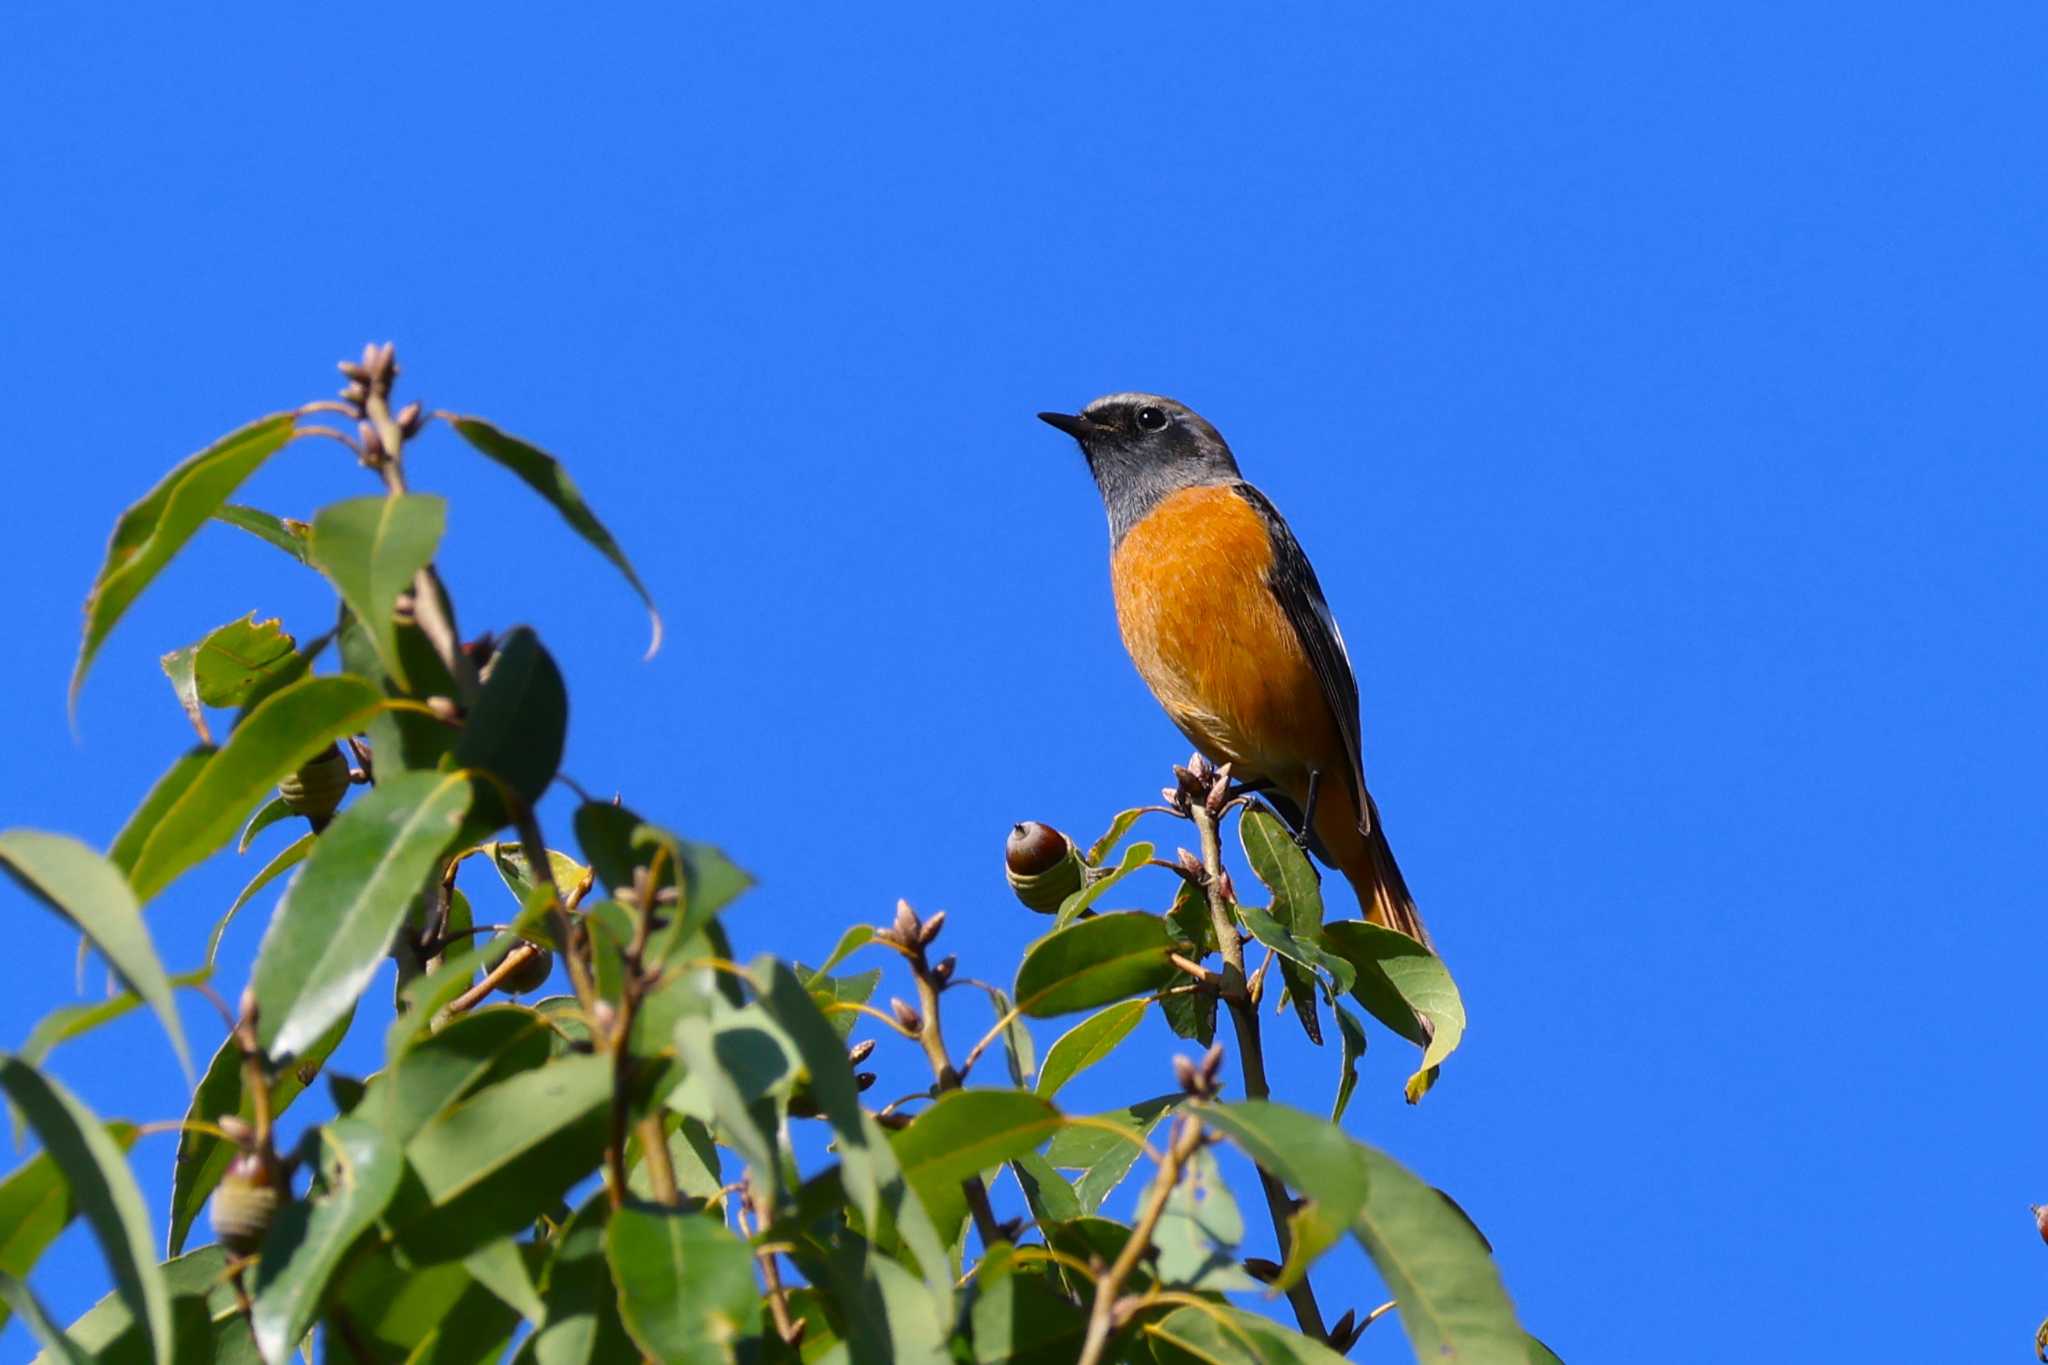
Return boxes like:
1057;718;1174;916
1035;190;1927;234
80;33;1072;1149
1108;484;1345;789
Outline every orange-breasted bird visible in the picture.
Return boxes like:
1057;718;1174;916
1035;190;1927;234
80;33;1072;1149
1039;394;1427;945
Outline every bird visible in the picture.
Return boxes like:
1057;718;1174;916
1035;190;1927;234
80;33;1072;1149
1038;393;1428;946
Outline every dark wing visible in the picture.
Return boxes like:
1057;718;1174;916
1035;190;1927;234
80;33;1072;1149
1232;482;1371;834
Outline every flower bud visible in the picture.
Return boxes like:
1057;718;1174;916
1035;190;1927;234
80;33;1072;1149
890;998;924;1035
848;1038;876;1065
854;1071;877;1092
931;955;957;987
278;745;351;827
1005;823;1085;914
210;1151;282;1253
917;910;947;947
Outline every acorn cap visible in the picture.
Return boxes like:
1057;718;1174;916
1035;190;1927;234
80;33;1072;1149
278;745;352;825
1004;823;1085;914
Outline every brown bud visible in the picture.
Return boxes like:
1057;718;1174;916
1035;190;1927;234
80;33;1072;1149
1173;1053;1199;1094
396;400;424;437
854;1071;877;1092
210;1151;282;1253
489;942;553;995
338;360;369;381
917;910;947;946
425;696;462;724
847;1038;876;1065
890;998;923;1035
1004;824;1085;914
1242;1257;1283;1284
1175;848;1205;881
893;899;920;943
931;955;956;987
1328;1309;1362;1352
278;745;351;826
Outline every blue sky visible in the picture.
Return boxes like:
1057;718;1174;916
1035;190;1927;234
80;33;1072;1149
4;4;2044;1359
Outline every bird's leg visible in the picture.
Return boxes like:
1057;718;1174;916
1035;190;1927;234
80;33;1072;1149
1295;770;1323;853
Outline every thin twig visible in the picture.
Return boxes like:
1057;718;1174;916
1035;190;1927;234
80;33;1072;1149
1190;788;1328;1341
895;904;1005;1248
1075;1113;1206;1365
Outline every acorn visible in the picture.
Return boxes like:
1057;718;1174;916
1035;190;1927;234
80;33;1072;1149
489;941;554;995
210;1150;282;1253
278;745;352;828
1004;822;1085;914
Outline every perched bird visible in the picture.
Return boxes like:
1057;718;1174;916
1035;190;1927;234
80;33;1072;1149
1039;394;1427;945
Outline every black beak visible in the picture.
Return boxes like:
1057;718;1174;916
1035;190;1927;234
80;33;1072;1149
1037;411;1095;440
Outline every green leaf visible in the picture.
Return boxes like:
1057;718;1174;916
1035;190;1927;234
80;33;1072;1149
373;1005;552;1142
250;769;473;1060
455;626;566;812
28;1245;242;1364
1166;880;1219;956
1144;1304;1351;1363
307;493;448;690
1197;1100;1369;1290
0;1056;171;1365
606;1203;760;1363
522;1193;637;1365
463;1236;547;1325
449;416;662;657
167;613;301;717
888;1091;1063;1236
169;1012;350;1256
1053;839;1154;928
1322;920;1467;1103
807;924;876;980
982;984;1035;1088
0;833;189;1077
17;977;206;1079
1014;912;1177;1017
72;412;297;709
1009;1150;1082;1226
1331;1003;1367;1123
1084;808;1150;866
400;1053;613;1263
1035;998;1148;1098
668;1004;796;1197
331;1246;518;1361
749;959;953;1323
206;831;313;966
1044;1094;1180;1215
107;748;214;877
1236;900;1355;999
249;1118;405;1365
801;964;882;1042
817;1240;953;1365
1153;1146;1262;1293
0;1122;139;1331
1239;805;1324;934
338;609;460;775
574;803;753;967
1348;1137;1525;1362
968;1245;1086;1365
214;504;311;563
125;673;387;904
237;795;296;852
486;842;589;906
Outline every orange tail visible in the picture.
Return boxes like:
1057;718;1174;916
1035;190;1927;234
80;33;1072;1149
1340;817;1431;949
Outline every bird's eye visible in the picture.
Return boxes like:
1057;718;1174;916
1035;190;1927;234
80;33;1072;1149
1135;406;1168;433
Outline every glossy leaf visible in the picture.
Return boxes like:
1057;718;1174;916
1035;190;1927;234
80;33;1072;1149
1014;911;1177;1017
449;416;662;657
1322;919;1467;1102
486;841;589;905
982;984;1035;1088
521;1193;637;1365
236;795;296;852
0;1056;170;1365
158;642;209;742
0;1122;139;1330
803;964;882;1042
1331;1003;1368;1123
30;1246;243;1365
1084;807;1150;866
607;1204;760;1363
969;1245;1086;1365
1009;1150;1082;1226
307;493;447;690
807;923;876;979
401;1053;613;1262
249;1118;404;1364
106;748;214;877
889;1091;1063;1236
463;1236;547;1325
0;833;189;1076
575;802;753;967
333;1246;517;1361
670;1004;796;1197
1240;805;1325;934
206;831;313;966
1053;839;1154;928
816;1240;953;1365
73;412;297;709
1153;1146;1262;1293
1144;1304;1351;1363
1035;998;1148;1098
373;1005;552;1142
214;504;311;563
1045;1094;1180;1215
455;626;567;812
169;1011;350;1256
250;769;472;1060
126;673;386;904
173;613;300;713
